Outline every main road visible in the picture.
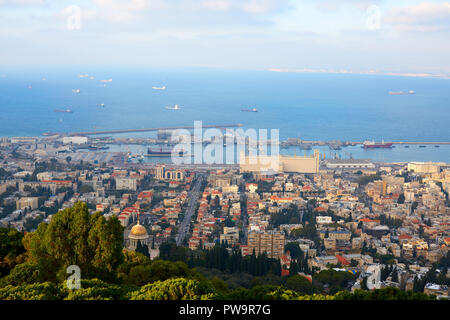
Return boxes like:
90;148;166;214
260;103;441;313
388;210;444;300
175;172;207;246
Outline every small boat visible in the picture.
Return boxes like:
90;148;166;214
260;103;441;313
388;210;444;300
241;108;258;112
363;140;393;149
54;109;73;113
72;89;81;93
389;90;415;95
88;145;109;150
96;103;105;107
404;145;410;148
147;147;186;157
152;86;166;90
419;145;426;148
165;104;180;110
435;145;440;148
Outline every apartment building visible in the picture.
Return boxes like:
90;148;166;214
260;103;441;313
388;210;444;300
247;229;286;259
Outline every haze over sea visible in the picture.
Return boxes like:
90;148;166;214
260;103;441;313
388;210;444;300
1;67;449;163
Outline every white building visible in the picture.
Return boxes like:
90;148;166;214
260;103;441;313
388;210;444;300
62;136;88;145
115;177;138;191
316;215;333;224
407;162;442;174
364;264;382;290
325;159;375;170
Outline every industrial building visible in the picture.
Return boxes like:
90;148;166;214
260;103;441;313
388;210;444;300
239;150;320;174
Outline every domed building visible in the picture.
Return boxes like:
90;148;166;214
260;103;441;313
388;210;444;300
127;220;150;251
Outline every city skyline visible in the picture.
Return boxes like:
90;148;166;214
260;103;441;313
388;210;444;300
0;0;449;76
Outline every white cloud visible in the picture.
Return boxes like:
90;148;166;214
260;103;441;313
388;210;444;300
384;2;450;32
317;0;382;12
90;0;291;22
201;0;232;12
92;0;168;21
241;0;291;14
0;0;44;5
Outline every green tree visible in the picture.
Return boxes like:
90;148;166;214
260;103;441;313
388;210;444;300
23;202;124;283
135;240;150;258
0;228;26;277
285;275;314;294
284;242;302;260
0;262;41;286
129;278;214;300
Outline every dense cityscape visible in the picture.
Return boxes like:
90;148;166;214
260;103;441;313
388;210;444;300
1;1;450;313
0;135;448;300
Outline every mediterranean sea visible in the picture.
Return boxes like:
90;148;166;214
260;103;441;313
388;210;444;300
0;67;449;163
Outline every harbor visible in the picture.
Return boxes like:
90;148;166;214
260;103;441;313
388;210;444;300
49;131;450;164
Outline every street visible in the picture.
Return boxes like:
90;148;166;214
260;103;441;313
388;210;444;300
175;173;206;246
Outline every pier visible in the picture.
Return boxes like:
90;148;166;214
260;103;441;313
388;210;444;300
280;140;450;150
44;123;243;137
68;124;243;136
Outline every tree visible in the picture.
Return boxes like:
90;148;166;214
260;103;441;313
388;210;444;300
0;228;25;260
136;240;150;258
129;278;214;300
411;201;419;213
125;264;153;286
285;275;314;294
397;193;405;204
284;242;302;260
361;277;369;290
78;184;94;194
210;277;229;294
23;202;124;283
391;268;399;283
0;228;25;277
0;262;41;286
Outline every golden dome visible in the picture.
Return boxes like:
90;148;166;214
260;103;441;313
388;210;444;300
130;223;148;237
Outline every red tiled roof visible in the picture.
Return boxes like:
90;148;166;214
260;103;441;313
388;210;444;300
335;254;350;266
42;180;72;184
360;218;380;223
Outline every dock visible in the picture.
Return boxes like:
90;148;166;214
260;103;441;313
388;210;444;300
44;123;244;137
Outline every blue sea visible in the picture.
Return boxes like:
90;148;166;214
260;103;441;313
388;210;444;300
0;67;449;163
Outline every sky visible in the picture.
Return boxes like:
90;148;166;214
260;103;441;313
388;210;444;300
0;0;449;75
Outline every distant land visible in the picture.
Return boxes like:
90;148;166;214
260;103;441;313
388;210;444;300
268;68;450;80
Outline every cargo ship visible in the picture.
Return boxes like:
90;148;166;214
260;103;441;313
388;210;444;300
88;145;109;150
147;147;186;157
241;108;258;112
363;140;393;149
389;90;415;95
